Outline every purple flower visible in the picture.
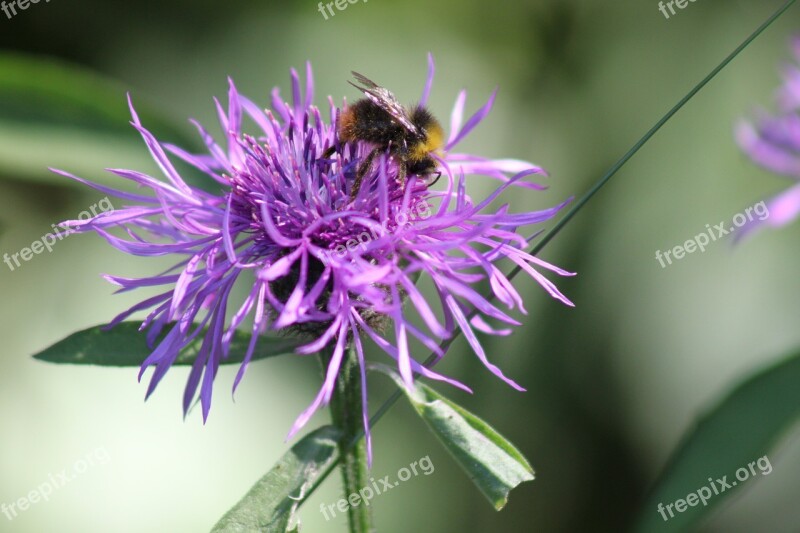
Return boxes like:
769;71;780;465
737;37;800;237
54;57;574;454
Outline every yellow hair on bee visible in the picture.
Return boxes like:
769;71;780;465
410;121;445;162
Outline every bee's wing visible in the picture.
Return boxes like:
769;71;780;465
349;72;420;136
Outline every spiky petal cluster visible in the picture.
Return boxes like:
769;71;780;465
55;58;573;455
737;37;800;236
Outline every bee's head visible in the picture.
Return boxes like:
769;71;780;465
407;157;441;188
408;157;437;176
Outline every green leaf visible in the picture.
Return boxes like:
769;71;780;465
633;349;800;532
377;364;534;510
33;322;301;366
211;425;342;533
0;52;200;185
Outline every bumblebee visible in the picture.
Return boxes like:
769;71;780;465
333;72;445;200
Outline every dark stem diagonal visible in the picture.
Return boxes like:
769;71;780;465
367;0;798;438
323;345;373;533
303;0;797;509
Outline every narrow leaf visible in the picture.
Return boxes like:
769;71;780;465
377;365;534;510
33;322;301;366
211;425;342;533
634;349;800;532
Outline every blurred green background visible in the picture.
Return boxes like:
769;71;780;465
2;0;800;531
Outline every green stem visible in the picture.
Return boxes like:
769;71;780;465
370;0;800;429
323;345;372;533
300;0;797;511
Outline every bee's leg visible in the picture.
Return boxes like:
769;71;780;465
426;171;442;188
321;145;336;158
396;160;407;190
350;147;380;201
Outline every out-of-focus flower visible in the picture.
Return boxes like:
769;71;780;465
737;37;800;237
53;58;574;457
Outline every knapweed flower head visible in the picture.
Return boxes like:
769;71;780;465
54;57;574;456
737;37;800;237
